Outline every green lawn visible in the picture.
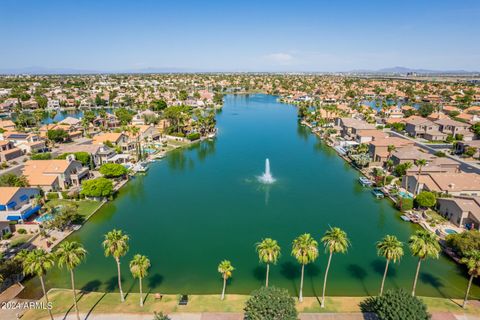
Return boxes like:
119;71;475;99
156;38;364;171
47;199;103;218
21;290;480;320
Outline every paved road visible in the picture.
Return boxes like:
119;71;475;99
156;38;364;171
387;130;480;174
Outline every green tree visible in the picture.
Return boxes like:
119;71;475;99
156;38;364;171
56;241;87;320
178;90;188;101
320;227;350;307
47;129;69;143
0;173;29;187
445;230;480;257
57;152;90;166
115;108;133;125
81;177;114;198
150;99;167;111
291;233;318;302
460;251;480;308
255;238;281;287
99;163;128;178
376;235;404;295
414;191;436;208
243;286;297;320
103;229;129;302
23;249;55;320
360;289;430;320
218;260;234;300
383;145;396;186
213;93;224;105
409;230;440;296
129;254;151;307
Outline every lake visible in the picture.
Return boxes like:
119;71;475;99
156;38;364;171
24;94;479;299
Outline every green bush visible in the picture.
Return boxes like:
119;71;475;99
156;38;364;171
17;228;27;234
46;192;59;200
2;232;12;240
99;163;127;178
61;191;70;199
446;230;480;258
187;132;201;141
56;152;90;166
415;191;437;208
434;151;446;157
243;286;297;320
81;177;114;198
30;152;52;160
360;289;430;320
397;197;413;212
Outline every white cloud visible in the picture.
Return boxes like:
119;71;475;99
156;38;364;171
264;52;295;65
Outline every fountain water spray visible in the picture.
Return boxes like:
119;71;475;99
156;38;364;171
258;158;275;184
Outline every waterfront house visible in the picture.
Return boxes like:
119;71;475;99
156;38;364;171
404;116;447;141
335;118;377;140
93;132;136;153
437;197;480;230
404;172;480;196
57;142;119;167
22;156;89;191
0;187;40;224
368;137;414;163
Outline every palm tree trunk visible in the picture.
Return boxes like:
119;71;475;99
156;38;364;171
70;270;80;320
116;258;125;302
463;274;474;308
39;275;54;320
380;259;390;296
321;252;333;308
299;263;305;302
415;168;422;195
412;258;422;296
139;277;143;307
265;263;270;287
221;277;226;300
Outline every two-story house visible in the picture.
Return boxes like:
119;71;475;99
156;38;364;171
0;187;41;225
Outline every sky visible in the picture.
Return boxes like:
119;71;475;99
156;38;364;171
0;0;479;72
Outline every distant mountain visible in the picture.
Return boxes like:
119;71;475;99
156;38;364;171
350;66;478;74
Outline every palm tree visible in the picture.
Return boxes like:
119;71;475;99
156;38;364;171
320;227;350;308
255;238;281;287
56;241;87;320
376;235;404;295
102;229;129;302
23;249;55;320
128;126;141;161
291;233;319;302
414;159;427;194
460;251;480;308
383;145;396;186
218;260;234;300
409;230;440;296
129;254;151;307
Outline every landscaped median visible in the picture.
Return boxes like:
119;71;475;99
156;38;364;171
21;289;480;320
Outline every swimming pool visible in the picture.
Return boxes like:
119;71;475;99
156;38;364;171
398;191;413;199
444;228;458;235
35;213;54;223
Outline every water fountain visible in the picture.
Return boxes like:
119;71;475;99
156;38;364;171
258;158;275;184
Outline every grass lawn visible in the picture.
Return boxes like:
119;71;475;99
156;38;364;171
47;199;103;218
21;289;480;320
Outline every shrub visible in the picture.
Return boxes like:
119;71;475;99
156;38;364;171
17;228;27;234
46;192;59;200
2;232;12;240
360;289;430;320
56;152;91;166
434;151;446;157
187;132;201;141
397;197;413;212
99;163;127;178
243;286;297;320
415;191;437;208
30;152;52;160
446;230;480;258
81;177;114;198
153;312;171;320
